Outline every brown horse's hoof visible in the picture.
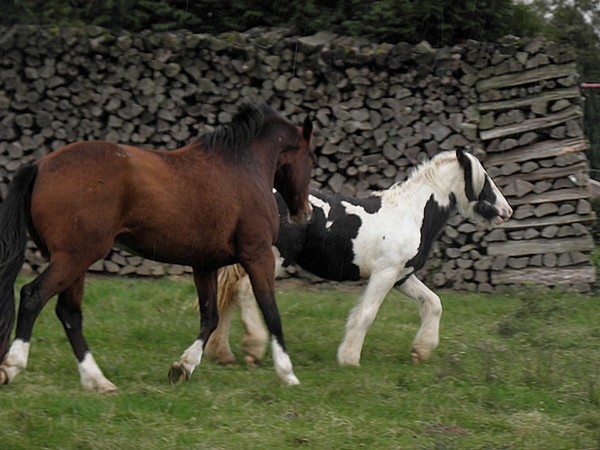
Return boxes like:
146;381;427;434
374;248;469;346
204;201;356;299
0;367;8;385
168;363;190;385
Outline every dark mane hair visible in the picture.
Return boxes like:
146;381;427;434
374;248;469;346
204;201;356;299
197;103;287;159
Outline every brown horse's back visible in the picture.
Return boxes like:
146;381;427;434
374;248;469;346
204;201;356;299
30;141;260;268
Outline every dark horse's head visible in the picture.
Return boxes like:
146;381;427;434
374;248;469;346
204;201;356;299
200;103;315;224
273;115;314;224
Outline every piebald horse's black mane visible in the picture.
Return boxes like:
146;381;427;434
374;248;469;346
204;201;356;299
197;103;295;160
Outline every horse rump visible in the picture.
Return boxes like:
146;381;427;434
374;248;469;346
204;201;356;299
0;164;38;361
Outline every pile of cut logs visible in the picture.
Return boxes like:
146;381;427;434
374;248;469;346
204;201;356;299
0;26;595;291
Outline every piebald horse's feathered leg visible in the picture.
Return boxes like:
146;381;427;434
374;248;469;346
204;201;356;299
337;268;402;366
395;275;442;363
205;265;267;365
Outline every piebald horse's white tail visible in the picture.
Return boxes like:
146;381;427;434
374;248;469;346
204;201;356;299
204;264;268;366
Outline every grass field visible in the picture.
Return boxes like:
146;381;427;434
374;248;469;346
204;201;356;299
0;276;598;450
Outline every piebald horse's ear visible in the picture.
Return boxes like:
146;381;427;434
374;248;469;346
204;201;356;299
456;147;469;167
302;116;313;141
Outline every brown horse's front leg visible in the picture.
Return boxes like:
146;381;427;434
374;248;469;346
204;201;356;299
169;268;219;384
242;250;299;386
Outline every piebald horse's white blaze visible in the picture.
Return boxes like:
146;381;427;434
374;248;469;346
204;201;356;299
206;149;511;368
310;194;333;229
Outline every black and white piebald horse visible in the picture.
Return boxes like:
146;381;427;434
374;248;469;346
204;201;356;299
206;148;512;366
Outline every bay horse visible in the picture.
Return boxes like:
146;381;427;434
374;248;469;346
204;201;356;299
205;149;512;366
0;103;314;391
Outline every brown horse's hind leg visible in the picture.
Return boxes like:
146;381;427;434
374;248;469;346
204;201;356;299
0;271;52;385
1;251;116;392
56;275;116;393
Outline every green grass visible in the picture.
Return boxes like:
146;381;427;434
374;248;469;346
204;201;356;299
1;276;599;450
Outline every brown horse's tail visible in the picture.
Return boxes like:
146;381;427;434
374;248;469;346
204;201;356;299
0;164;37;361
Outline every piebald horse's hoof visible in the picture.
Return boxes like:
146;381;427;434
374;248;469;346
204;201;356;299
168;363;190;385
244;355;261;367
0;367;8;385
411;350;424;364
93;382;118;394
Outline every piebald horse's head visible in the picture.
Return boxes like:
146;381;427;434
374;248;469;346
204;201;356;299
454;148;512;226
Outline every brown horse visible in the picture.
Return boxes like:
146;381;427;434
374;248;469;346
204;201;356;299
0;103;314;392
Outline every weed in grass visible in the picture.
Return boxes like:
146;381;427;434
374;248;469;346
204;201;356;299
496;286;562;339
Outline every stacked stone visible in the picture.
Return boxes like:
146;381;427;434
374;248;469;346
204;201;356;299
424;36;594;292
0;25;595;290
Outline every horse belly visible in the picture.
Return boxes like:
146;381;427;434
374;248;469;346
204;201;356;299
115;225;236;269
295;237;362;282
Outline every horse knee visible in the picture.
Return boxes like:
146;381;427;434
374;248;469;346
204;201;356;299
19;283;44;316
429;295;442;318
418;292;442;319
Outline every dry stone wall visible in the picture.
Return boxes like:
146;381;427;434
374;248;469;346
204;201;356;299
0;25;595;291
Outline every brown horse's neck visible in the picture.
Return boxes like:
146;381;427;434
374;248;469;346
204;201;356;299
243;140;282;183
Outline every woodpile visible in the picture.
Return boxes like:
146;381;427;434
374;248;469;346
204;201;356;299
0;26;595;291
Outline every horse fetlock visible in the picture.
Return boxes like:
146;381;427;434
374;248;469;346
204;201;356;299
77;353;117;393
0;364;23;384
0;341;30;384
244;354;261;367
271;337;299;385
243;337;267;366
279;371;301;386
336;343;361;366
410;343;435;364
273;354;300;385
204;340;236;365
214;351;237;365
81;376;117;394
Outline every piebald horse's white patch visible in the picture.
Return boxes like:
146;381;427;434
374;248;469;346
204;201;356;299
310;194;333;229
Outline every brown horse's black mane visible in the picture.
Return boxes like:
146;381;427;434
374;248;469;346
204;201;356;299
197;103;290;160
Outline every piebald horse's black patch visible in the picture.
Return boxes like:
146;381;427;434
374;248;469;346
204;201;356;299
275;190;382;281
456;148;476;202
406;193;456;272
456;148;499;221
474;177;499;220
